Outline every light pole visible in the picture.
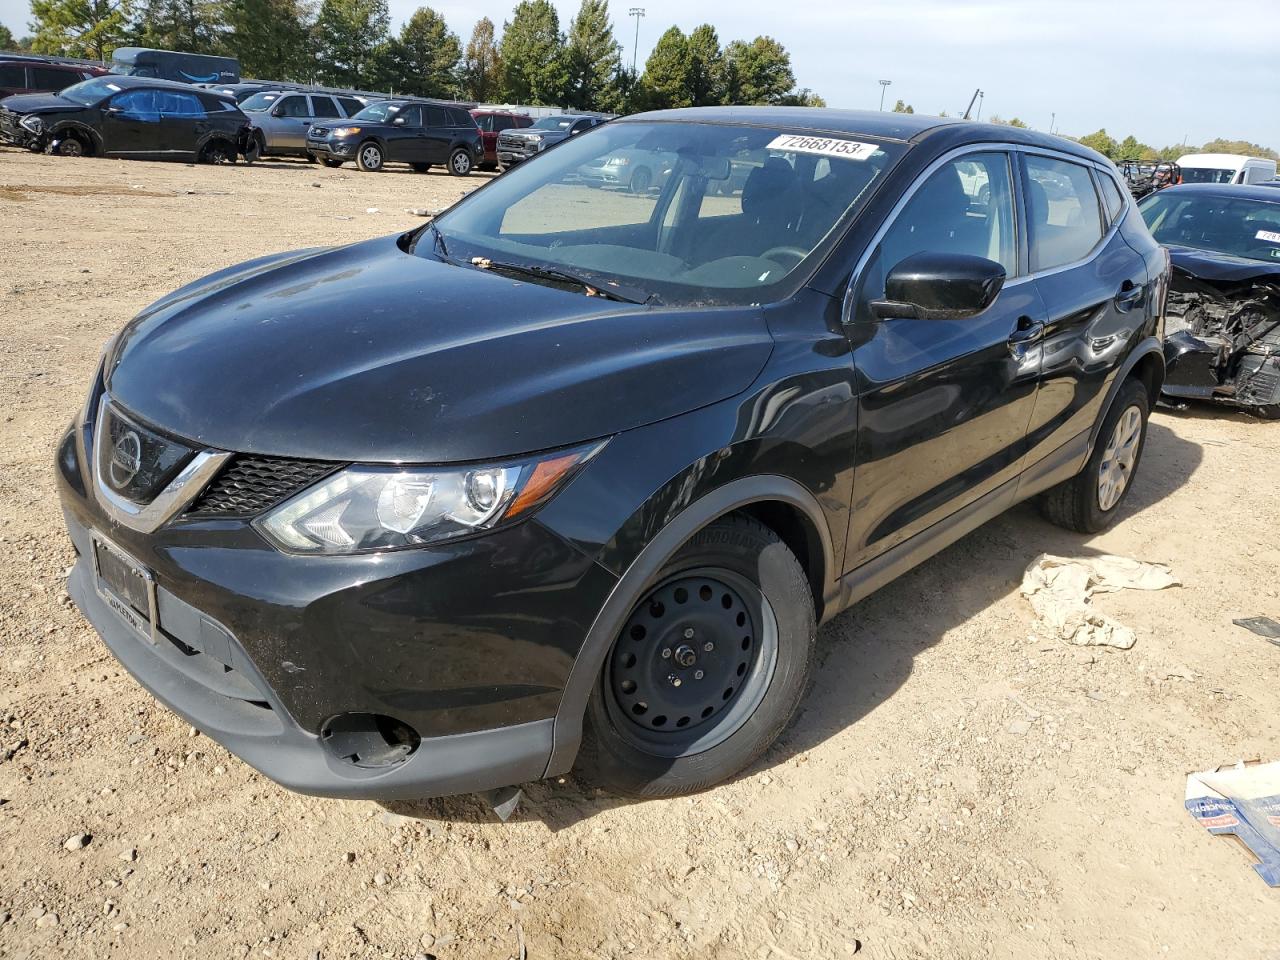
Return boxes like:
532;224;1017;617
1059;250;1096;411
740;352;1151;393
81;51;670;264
975;90;984;122
878;79;892;111
1050;112;1055;135
628;7;645;74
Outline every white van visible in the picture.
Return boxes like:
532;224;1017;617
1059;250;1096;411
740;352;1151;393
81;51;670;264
1176;152;1278;185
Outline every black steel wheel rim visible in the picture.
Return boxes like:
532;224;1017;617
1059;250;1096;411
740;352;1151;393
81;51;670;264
604;567;778;758
60;139;83;157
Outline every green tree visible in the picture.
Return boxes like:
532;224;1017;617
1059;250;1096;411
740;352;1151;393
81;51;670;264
684;23;723;106
564;0;620;111
1198;137;1278;160
1077;128;1119;160
0;24;15;48
500;0;567;105
722;36;794;105
460;16;501;101
313;0;389;87
132;0;224;52
28;0;130;59
892;99;913;114
775;87;824;107
221;0;312;79
637;25;688;109
387;6;460;97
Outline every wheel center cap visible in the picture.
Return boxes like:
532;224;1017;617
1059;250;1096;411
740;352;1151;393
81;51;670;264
673;644;697;668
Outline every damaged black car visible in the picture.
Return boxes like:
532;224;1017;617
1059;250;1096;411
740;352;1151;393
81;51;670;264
1140;183;1280;419
0;74;253;162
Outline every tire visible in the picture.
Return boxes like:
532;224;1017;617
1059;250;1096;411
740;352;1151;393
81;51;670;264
578;515;816;798
411;162;432;173
322;157;344;168
49;133;87;158
629;166;653;194
448;148;473;176
243;136;261;164
356;141;384;172
1040;378;1150;533
199;139;236;165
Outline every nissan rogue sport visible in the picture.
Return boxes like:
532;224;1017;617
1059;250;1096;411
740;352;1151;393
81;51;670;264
56;108;1169;803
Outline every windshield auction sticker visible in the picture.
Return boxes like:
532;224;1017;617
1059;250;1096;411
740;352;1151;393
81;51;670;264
1257;229;1280;244
767;134;879;161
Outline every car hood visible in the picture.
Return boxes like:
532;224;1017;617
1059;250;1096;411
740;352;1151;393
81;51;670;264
1167;244;1280;285
104;235;774;462
0;92;81;115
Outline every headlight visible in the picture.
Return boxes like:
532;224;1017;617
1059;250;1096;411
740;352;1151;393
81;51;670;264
256;441;605;554
330;126;361;137
19;115;44;134
606;155;631;166
535;139;547;151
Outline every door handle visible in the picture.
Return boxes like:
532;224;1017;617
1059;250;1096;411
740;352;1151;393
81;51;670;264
1007;316;1044;358
1115;280;1144;311
302;121;311;127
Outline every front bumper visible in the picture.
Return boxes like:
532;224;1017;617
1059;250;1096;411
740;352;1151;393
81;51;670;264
56;418;618;799
306;137;356;160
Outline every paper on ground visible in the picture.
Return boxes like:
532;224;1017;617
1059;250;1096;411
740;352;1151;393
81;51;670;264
1020;554;1179;649
1186;760;1280;886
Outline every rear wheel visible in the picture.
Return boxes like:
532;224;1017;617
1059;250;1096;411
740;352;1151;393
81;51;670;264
411;162;432;173
198;139;236;165
1251;404;1280;421
356;141;384;172
448;148;473;176
578;515;816;797
1041;378;1150;533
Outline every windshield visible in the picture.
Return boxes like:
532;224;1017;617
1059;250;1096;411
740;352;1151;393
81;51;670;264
421;120;904;306
239;92;280;112
353;102;399;122
59;76;127;105
1140;192;1280;263
532;116;574;131
1180;167;1237;185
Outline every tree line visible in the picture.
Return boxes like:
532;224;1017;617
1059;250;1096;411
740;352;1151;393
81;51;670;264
5;0;821;110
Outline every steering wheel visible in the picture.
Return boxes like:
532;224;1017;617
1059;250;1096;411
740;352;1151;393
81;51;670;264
761;245;808;268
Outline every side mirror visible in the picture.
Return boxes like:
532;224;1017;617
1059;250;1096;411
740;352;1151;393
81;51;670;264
393;116;406;126
869;252;1006;321
104;103;123;114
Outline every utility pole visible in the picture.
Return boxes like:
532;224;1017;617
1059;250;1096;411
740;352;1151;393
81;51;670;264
976;90;984;122
878;79;892;111
1050;112;1055;135
628;7;645;74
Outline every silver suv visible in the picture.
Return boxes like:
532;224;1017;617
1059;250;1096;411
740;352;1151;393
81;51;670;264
241;90;376;158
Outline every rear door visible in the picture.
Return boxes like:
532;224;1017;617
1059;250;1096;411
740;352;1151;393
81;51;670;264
156;89;206;156
101;89;163;157
422;105;451;163
1019;152;1151;470
844;150;1046;569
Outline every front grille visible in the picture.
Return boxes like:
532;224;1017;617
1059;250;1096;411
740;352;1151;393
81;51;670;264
0;110;23;139
185;455;341;519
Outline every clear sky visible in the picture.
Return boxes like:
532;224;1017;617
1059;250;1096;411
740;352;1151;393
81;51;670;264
2;0;1274;149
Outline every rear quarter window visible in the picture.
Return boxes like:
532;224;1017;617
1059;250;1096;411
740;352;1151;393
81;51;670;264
337;97;363;116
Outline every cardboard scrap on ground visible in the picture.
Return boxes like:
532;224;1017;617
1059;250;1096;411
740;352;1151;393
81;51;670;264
1186;760;1280;887
1020;553;1179;649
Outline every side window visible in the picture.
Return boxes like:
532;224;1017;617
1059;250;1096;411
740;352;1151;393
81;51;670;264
276;95;309;118
425;106;447;127
0;64;26;87
493;116;516;132
111;90;160;120
473;114;491;132
310;96;340;119
1098;172;1125;223
572;118;593;134
398;105;423;126
1024;155;1104;271
158;92;205;117
32;67;73;90
337;97;363;116
447;107;470;126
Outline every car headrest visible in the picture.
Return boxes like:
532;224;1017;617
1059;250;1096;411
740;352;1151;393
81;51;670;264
742;157;799;219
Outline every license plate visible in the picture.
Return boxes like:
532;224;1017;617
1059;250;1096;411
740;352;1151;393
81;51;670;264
91;534;159;644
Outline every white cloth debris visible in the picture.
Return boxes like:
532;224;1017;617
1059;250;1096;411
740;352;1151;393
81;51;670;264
1020;553;1179;649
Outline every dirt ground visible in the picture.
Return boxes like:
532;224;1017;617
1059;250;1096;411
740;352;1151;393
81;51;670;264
1;145;1277;960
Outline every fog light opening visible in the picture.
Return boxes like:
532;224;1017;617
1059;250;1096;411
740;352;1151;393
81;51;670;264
321;713;421;769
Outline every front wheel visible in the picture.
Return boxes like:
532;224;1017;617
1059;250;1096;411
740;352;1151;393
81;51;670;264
49;133;87;157
322;157;344;168
629;166;653;194
448;148;473;176
356;141;384;172
1041;378;1150;533
578;515;816;797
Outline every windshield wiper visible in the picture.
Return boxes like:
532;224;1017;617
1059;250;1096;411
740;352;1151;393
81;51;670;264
468;256;655;305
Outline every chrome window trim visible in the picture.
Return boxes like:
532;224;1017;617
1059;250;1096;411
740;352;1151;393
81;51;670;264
842;141;1122;321
91;396;231;533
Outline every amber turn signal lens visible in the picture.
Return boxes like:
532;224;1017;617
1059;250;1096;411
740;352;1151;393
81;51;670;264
506;451;585;519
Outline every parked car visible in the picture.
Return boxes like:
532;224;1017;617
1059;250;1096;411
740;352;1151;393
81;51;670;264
240;89;378;159
0;75;252;161
56;108;1167;805
576;146;677;193
305;98;482;173
0;55;107;99
1139;183;1280;418
470;108;533;169
495;114;606;169
1176;152;1278;186
110;47;240;85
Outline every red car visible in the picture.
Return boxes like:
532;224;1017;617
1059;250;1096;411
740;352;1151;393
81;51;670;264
0;56;108;99
470;109;533;170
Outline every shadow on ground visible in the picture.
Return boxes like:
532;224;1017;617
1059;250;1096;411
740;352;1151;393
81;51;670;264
386;420;1203;829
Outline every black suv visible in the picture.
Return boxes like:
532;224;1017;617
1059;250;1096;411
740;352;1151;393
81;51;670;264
56;108;1168;803
0;74;250;161
496;113;605;169
305;98;482;174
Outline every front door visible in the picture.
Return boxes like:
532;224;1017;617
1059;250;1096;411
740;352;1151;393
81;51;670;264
844;151;1045;569
101;89;163;157
385;105;427;163
271;94;311;151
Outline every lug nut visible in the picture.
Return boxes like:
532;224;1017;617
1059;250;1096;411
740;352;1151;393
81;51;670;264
661;647;672;659
683;628;695;639
703;642;714;653
668;674;682;687
694;669;704;680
